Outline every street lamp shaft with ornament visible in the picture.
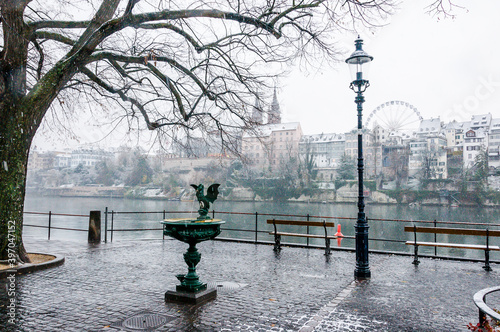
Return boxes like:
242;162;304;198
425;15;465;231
346;36;373;279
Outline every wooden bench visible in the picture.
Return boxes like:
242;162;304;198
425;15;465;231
404;225;500;271
267;219;336;255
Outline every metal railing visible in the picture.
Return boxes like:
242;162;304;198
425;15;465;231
100;209;361;244
473;286;500;328
24;211;89;240
22;208;500;264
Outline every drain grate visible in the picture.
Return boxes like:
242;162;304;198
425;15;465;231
207;281;248;291
111;310;176;331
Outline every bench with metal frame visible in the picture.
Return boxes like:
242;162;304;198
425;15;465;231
267;219;336;255
404;225;500;271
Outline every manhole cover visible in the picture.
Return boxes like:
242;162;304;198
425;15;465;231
207;281;248;291
112;310;176;331
123;313;168;329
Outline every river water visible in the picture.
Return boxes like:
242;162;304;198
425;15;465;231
23;194;500;260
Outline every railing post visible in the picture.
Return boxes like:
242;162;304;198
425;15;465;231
111;211;114;242
104;207;108;243
212;210;215;219
255;212;258;243
412;224;420;265
306;214;310;247
48;211;52;240
163;210;166;240
479;309;487;328
484;228;492;271
434;219;437;256
88;211;101;243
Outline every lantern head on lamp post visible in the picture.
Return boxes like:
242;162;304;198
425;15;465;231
346;36;373;92
346;36;373;279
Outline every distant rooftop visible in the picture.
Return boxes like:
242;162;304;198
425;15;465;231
470;113;492;128
417;118;442;135
243;122;301;138
300;133;345;143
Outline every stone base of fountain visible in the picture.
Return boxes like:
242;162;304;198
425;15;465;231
165;288;217;304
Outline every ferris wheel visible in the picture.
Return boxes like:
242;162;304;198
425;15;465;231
365;100;423;133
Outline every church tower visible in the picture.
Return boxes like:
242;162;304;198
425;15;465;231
250;97;264;125
268;88;281;124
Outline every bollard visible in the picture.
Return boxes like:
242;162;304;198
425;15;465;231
88;211;101;243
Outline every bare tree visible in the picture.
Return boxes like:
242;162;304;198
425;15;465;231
383;146;408;189
0;0;399;262
299;138;317;187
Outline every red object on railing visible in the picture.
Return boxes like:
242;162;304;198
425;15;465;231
334;224;344;237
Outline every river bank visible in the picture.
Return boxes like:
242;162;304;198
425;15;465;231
26;185;500;207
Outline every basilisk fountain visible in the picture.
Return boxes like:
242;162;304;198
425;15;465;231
161;183;225;304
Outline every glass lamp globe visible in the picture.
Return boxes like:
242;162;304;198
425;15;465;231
345;36;373;82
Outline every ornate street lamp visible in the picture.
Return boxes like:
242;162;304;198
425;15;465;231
346;36;373;279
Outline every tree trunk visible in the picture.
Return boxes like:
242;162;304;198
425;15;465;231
0;103;31;263
0;1;32;263
0;1;121;262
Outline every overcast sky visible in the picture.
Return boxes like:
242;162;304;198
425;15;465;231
281;0;500;135
33;0;500;150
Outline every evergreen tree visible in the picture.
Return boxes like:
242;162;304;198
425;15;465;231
337;154;356;180
126;155;153;187
95;160;115;186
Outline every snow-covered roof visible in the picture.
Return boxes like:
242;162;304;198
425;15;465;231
444;120;468;131
489;118;500;133
417;118;442;136
300;133;345;143
470;113;492;128
464;127;488;139
242;122;301;138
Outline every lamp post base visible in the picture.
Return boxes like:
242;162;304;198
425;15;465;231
354;268;371;280
165;288;217;304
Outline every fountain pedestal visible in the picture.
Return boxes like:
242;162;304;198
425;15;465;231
162;218;225;304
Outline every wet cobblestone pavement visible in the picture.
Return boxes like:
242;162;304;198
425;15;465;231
1;237;500;331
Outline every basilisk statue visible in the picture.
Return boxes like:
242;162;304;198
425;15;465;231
191;183;220;219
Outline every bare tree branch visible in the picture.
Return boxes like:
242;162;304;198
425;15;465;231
80;66;160;130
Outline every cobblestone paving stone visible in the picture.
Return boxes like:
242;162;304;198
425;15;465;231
314;255;500;331
1;238;499;331
1;238;354;331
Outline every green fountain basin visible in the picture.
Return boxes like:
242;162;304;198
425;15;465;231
161;218;225;244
